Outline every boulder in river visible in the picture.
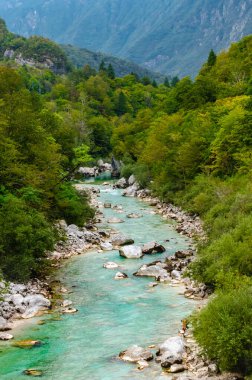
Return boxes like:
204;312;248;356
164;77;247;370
13;340;43;348
114;272;128;280
142;242;166;254
0;332;13;340
107;217;124;224
114;177;128;189
134;263;169;280
23;369;43;377
119;245;143;259
103;262;119;269
119;345;153;363
100;242;113;251
122;183;140;197
0;316;11;331
126;213;142;219
156;336;185;368
111;234;134;246
104;202;112;208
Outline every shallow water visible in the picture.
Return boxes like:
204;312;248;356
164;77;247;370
0;185;197;379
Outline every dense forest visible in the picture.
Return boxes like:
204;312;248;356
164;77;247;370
0;18;251;376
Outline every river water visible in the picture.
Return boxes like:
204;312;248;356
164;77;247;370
0;184;197;379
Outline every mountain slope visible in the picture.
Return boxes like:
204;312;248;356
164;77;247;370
1;0;252;77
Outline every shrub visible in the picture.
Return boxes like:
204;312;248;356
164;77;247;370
192;286;252;374
0;195;55;282
54;184;95;226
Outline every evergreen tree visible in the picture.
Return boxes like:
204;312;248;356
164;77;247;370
152;79;157;87
99;59;106;72
207;49;217;66
142;76;151;85
107;63;115;79
164;77;170;87
115;91;128;116
171;76;179;87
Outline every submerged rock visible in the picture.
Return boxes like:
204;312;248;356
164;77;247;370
23;369;43;377
142;241;166;254
119;345;153;363
119;245;143;259
13;340;43;348
103;262;119;269
107;217;124;224
126;213;142;219
104;202;112;208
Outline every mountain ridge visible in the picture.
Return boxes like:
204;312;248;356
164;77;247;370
1;0;252;77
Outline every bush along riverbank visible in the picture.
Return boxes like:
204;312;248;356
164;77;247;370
0;186;113;340
114;176;246;380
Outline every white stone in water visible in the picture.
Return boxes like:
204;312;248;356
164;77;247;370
0;332;13;340
103;262;119;269
62;300;73;307
171;270;181;280
119;345;153;362
114;272;128;280
107;217;124;224
61;308;78;314
119;245;143;259
100;242;113;251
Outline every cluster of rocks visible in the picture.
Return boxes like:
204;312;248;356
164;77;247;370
0;280;51;340
78;160;112;178
119;334;232;379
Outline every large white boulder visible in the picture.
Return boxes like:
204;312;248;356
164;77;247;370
119;245;143;259
119;345;153;363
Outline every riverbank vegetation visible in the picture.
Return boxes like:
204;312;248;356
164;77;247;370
0;20;251;374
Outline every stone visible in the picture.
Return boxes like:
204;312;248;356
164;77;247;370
23;294;51;309
0;316;11;331
115;177;128;189
11;294;24;308
103;262;119;269
22;307;41;319
111;234;134;246
104;202;112;208
119;345;153;363
137;360;149;370
114;272;128;280
149;282;158;287
107;217;124;224
122;183;140;197
23;369;43;377
100;242;113;251
169;364;186;373
13;340;43;348
61;308;78;314
119;245;143;259
126;213;142;219
0;332;13;340
142;241;166;254
128;174;136;186
134;263;168;280
171;270;181;280
157;336;185;368
62;300;73;307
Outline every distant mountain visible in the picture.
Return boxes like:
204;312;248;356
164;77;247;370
1;0;252;77
61;44;166;82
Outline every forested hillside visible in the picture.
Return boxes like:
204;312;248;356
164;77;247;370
0;21;251;375
1;0;252;76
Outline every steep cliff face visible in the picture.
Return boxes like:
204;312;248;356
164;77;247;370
1;0;252;77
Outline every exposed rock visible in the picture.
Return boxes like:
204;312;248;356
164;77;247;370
169;363;186;373
0;316;11;331
175;250;193;259
114;177;128;189
134;263;169;280
156;336;185;368
127;213;142;219
128;174;136;186
103;262;119;269
23;294;51;309
100;242;113;251
119;345;153;363
114;272;128;280
107;217;124;224
149;282;158;287
122;183;140;197
0;332;13;340
104;202;112;208
61;308;78;314
78;166;98;177
22;307;41;319
137;360;149;370
111;234;134;246
62;300;73;308
171;270;181;280
142;241;166;254
119;245;143;259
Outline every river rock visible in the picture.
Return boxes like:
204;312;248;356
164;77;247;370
62;300;73;307
156;336;185;368
22;307;41;319
14;340;43;348
171;270;181;280
122;183;140;197
128;174;136;186
137;360;149;370
103;262;119;269
126;213;142;219
112;234;134;246
23;369;43;376
78;167;97;177
107;217;124;224
115;177;128;189
142;242;166;254
114;272;128;280
119;245;143;259
0;332;13;340
104;202;111;208
0;316;11;331
119;345;153;362
169;363;186;373
61;307;78;314
100;242;113;251
134;263;169;280
23;294;51;309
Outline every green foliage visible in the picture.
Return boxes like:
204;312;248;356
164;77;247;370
54;184;95;226
192;286;252;373
207;49;217;66
0;194;55;282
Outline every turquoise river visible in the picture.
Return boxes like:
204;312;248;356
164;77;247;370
0;183;198;379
